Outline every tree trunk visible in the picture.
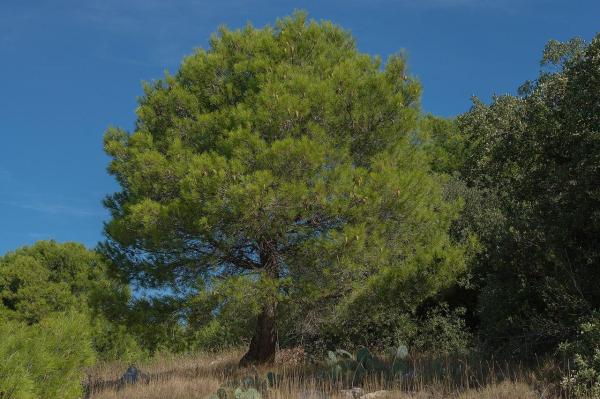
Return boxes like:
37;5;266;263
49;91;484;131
239;298;277;366
239;241;279;367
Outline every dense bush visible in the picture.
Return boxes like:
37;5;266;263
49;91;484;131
560;313;600;398
0;313;95;399
0;240;142;361
413;304;472;355
454;34;600;358
91;318;147;362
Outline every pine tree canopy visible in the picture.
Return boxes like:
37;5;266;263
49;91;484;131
103;12;469;363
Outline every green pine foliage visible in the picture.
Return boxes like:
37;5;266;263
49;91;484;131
102;11;470;359
0;313;95;399
0;241;143;362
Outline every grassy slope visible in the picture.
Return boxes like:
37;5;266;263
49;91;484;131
86;349;561;399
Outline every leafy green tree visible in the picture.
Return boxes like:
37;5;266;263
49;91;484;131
0;240;123;322
457;34;600;356
0;240;140;361
103;12;469;364
419;115;466;175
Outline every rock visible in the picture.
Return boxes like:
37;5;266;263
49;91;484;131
209;385;263;399
360;390;390;399
117;365;150;389
340;387;365;398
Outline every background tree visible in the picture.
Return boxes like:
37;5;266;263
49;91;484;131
456;34;600;356
419;115;466;175
103;12;470;364
0;240;141;361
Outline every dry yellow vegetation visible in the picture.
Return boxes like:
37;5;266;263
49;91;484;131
85;349;559;399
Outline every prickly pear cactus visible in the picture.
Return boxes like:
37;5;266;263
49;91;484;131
335;349;354;359
327;350;338;366
356;347;375;370
395;344;409;360
234;387;262;399
208;385;263;399
322;345;413;385
265;371;279;388
390;344;410;376
324;349;360;383
208;387;235;399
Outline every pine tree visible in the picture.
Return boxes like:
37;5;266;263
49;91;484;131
103;12;467;364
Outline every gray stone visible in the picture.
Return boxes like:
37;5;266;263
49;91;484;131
360;390;390;399
340;387;365;398
117;365;150;389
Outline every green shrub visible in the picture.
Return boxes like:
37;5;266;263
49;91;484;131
0;321;34;399
560;313;600;398
413;304;472;355
91;318;147;362
0;240;141;361
0;312;95;399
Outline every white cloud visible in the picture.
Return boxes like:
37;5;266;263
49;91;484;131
2;200;104;217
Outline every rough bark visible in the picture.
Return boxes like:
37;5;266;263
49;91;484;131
239;241;279;366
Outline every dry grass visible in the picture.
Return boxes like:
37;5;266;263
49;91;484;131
89;376;221;399
87;349;243;382
86;349;560;399
86;350;241;399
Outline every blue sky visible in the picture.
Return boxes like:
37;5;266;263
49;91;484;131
1;0;598;255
